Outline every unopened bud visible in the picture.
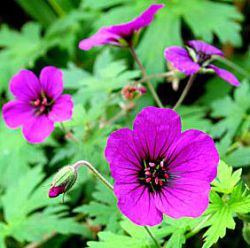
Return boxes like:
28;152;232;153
48;165;77;198
121;84;146;100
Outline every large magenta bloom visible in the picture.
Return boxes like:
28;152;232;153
105;107;219;226
79;4;165;50
2;66;73;143
164;40;240;86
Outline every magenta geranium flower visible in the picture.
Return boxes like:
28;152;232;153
79;3;165;50
2;66;73;144
164;40;240;86
105;107;219;226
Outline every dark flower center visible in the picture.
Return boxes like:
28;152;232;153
139;160;170;192
196;51;211;65
31;91;53;115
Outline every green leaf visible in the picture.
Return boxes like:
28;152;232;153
0;122;47;188
210;81;250;138
212;160;242;194
16;0;57;26
0;23;56;91
0;166;91;244
75;182;121;232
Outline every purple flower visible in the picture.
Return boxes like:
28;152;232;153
105;107;219;226
164;40;240;86
79;4;165;50
2;66;73;144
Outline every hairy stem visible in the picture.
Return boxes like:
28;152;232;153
73;160;113;191
173;74;197;110
129;46;164;108
73;160;161;248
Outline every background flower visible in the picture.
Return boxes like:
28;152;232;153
79;3;165;50
164;40;240;86
2;66;73;143
105;106;219;226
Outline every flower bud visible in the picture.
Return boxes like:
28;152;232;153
121;84;147;100
48;165;77;198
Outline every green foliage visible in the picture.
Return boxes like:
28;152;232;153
202;161;250;248
0;166;91;247
75;182;122;232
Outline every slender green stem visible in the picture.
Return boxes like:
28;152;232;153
135;72;174;85
216;56;249;79
48;0;65;17
73;160;161;247
144;226;161;248
129;46;164;108
185;215;211;239
173;74;197;110
73;160;114;191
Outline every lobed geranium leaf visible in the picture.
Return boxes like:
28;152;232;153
75;182;121;232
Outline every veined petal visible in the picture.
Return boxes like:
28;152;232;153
155;178;210;218
48;94;73;122
105;128;142;181
164;47;200;75
115;182;163;226
22;115;54;144
188;40;224;57
166;130;219;182
9;70;41;101
2;100;33;128
39;66;64;100
208;65;240;87
133;106;181;161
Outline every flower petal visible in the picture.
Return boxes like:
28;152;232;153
208;65;240;87
9;70;41;101
166;130;219;182
39;66;64;99
164;47;200;75
79;27;120;50
48;94;73;122
133;106;181;161
78;4;164;50
22;115;54;143
115;182;163;226
187;40;224;57
2;100;33;128
110;4;165;37
155;178;210;218
105;128;142;181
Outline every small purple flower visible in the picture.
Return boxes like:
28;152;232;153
164;40;240;86
105;107;219;226
2;66;73;143
79;4;165;50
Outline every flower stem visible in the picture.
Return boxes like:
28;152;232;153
173;74;197;110
48;0;65;17
73;160;114;191
129;46;164;108
135;72;174;85
216;57;249;79
144;226;161;248
73;160;161;247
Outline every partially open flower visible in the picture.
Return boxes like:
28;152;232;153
48;165;77;198
79;4;165;50
164;40;240;86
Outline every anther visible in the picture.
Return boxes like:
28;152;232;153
146;177;151;183
149;162;155;167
